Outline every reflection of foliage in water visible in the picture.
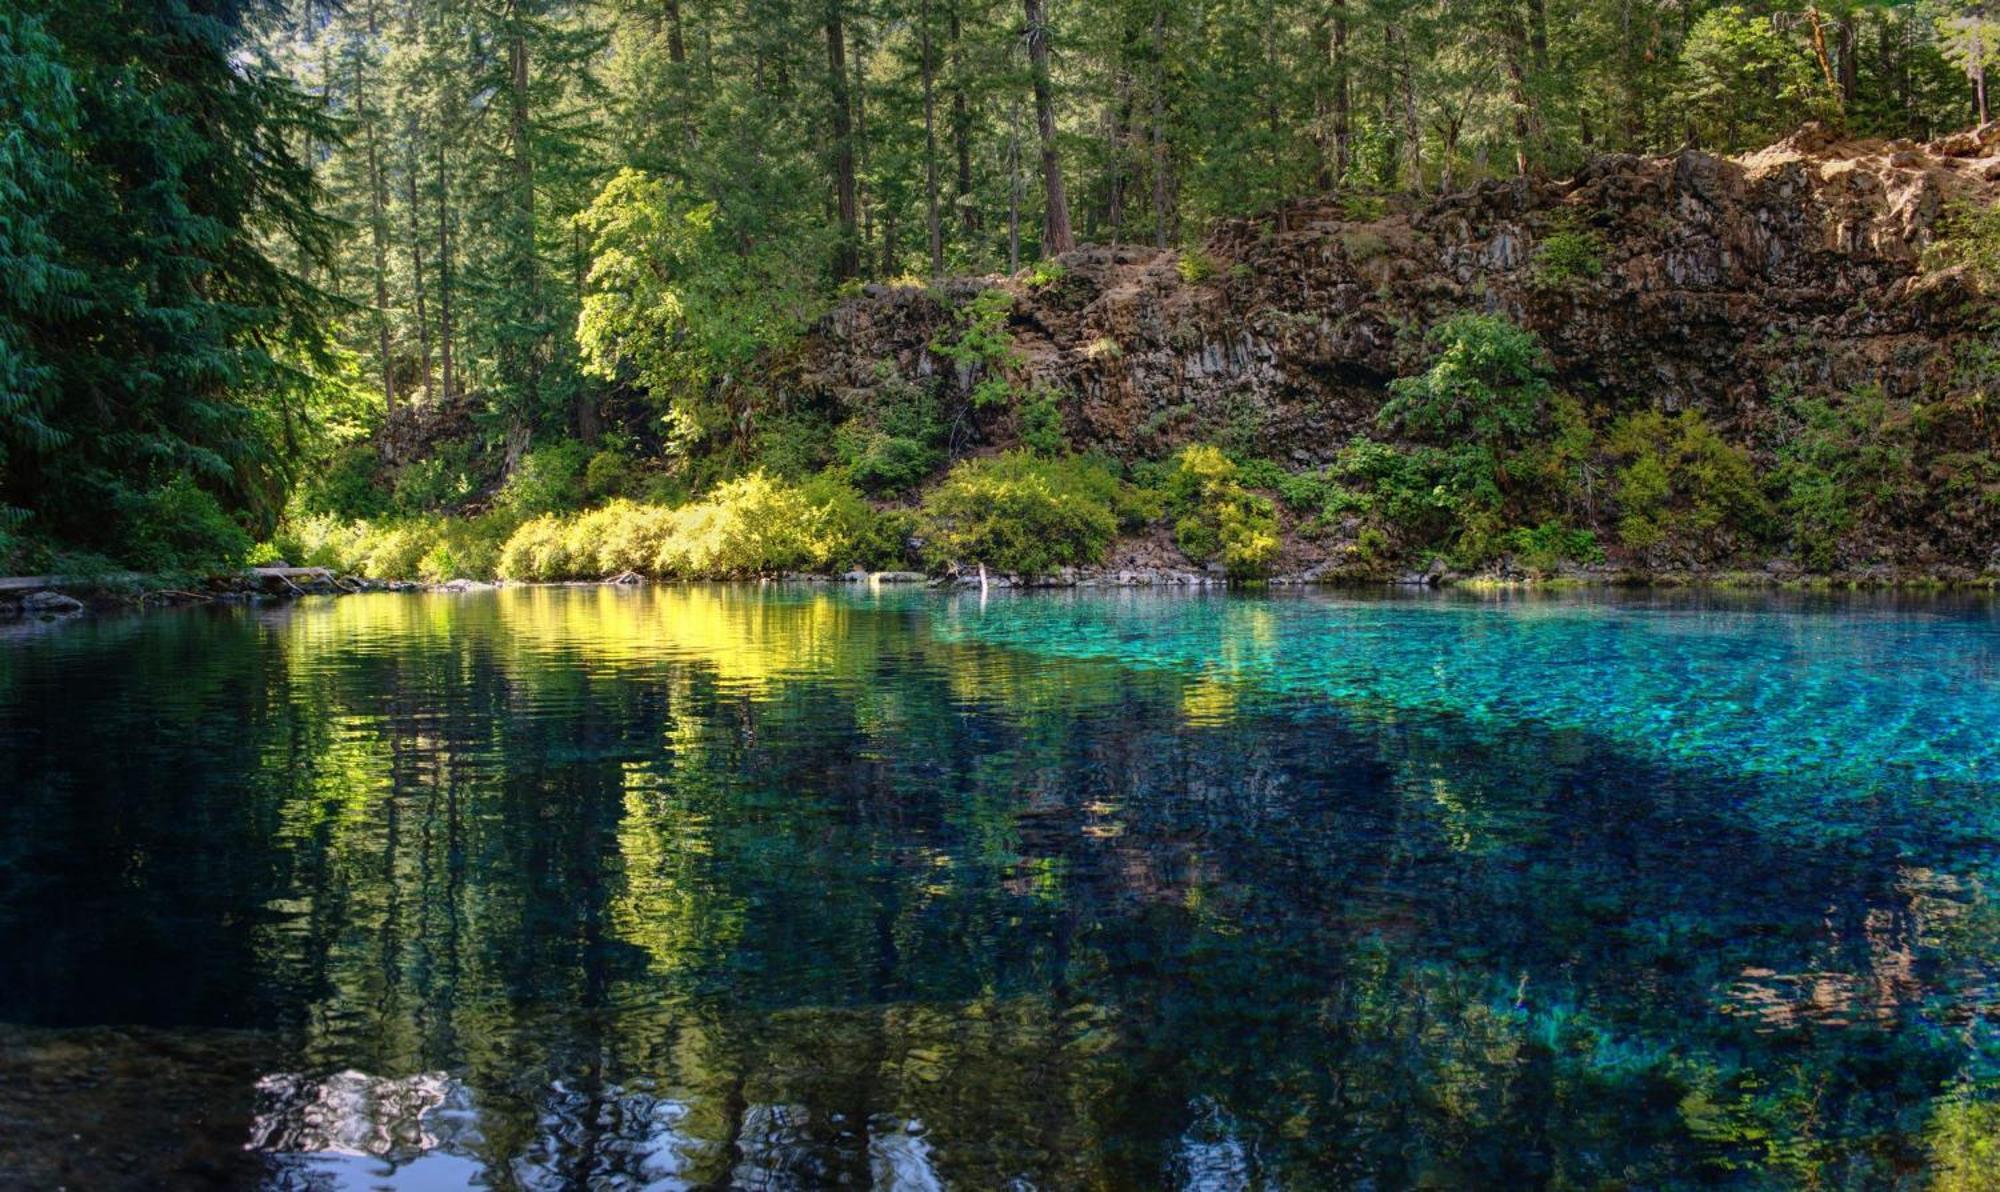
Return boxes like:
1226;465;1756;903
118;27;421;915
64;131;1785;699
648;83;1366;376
3;587;2000;1187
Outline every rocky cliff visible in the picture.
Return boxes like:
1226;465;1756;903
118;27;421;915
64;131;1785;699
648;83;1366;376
783;124;2000;579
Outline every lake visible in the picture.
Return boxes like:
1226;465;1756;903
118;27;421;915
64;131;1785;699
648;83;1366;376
3;585;1999;1189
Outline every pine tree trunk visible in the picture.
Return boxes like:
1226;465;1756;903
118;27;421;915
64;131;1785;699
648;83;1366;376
922;0;943;275
361;77;395;413
826;0;859;280
507;8;540;432
358;0;395;412
1008;97;1023;272
949;2;977;239
1023;0;1074;255
436;137;455;402
404;141;433;403
1151;5;1171;248
666;0;686;64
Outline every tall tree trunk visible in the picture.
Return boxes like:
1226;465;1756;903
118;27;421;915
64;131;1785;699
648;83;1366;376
826;1;860;280
436;138;455;403
1151;3;1172;248
358;29;396;414
1977;10;1991;126
1496;0;1541;176
1023;0;1074;255
1392;24;1423;192
506;6;540;439
1106;74;1131;243
921;0;943;275
404;139;433;402
1313;1;1350;189
665;0;686;64
1008;96;1024;272
949;2;978;239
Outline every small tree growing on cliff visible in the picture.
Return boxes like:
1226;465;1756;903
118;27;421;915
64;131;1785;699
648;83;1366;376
1381;313;1552;451
1377;313;1567;563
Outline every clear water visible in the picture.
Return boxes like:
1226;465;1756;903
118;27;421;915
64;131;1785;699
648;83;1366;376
3;585;1999;1189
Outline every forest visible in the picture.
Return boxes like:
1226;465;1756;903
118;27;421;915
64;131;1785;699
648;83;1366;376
3;0;1998;583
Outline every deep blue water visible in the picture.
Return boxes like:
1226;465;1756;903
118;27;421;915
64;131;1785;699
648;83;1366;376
2;585;1998;1189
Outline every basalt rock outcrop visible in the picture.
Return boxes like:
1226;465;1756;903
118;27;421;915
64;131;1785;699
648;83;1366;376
789;125;1999;466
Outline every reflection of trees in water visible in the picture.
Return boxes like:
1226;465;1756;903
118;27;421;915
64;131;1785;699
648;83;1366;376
5;588;2000;1187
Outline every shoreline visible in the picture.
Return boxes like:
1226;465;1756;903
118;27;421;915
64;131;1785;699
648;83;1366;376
4;562;1998;621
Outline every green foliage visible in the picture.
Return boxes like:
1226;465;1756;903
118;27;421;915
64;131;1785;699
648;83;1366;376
1167;446;1282;579
754;411;842;479
1769;388;1915;569
497;472;876;581
303;443;393;522
393;441;482;515
1382;314;1553;447
575;168;825;456
1607;410;1770;558
920;453;1138;576
931;288;1022;409
115;477;253;575
1676;6;1833;150
497;442;591;518
0;2;339;564
1532;225;1606;289
585;448;635;501
1176;249;1220;285
1339;191;1388;222
1501;522;1605;575
1019;390;1069;456
1928;1097;2000;1191
1024;260;1067;288
1926;198;2000;296
840;429;940;494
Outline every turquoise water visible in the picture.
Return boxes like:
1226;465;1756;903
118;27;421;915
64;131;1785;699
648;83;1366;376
2;585;1998;1188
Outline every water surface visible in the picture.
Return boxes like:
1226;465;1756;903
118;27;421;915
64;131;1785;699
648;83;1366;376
3;585;1999;1189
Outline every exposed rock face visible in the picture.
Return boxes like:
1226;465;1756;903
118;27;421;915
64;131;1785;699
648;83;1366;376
783;126;2000;575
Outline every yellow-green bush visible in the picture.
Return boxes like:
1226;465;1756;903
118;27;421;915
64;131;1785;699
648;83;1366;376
275;512;518;581
495;472;878;581
1607;409;1770;559
919;452;1133;576
1167;445;1281;578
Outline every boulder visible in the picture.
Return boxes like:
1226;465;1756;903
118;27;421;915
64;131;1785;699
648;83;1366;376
21;590;84;616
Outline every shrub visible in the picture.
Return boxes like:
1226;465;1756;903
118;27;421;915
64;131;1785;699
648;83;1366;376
392;440;480;514
301;442;391;520
1769;387;1914;570
931;288;1021;408
116;476;253;574
1019;389;1068;456
1176;248;1219;284
497;440;591;517
1339;191;1387;222
1167;445;1282;579
1025;259;1067;288
1381;313;1552;446
495;472;877;581
755;410;841;478
1924;197;2000;294
497;515;576;581
1502;521;1604;575
920;453;1128;576
1531;226;1605;288
585;448;634;500
840;428;938;494
1607;409;1770;558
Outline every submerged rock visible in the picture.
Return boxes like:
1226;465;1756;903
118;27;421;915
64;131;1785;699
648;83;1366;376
21;590;84;616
